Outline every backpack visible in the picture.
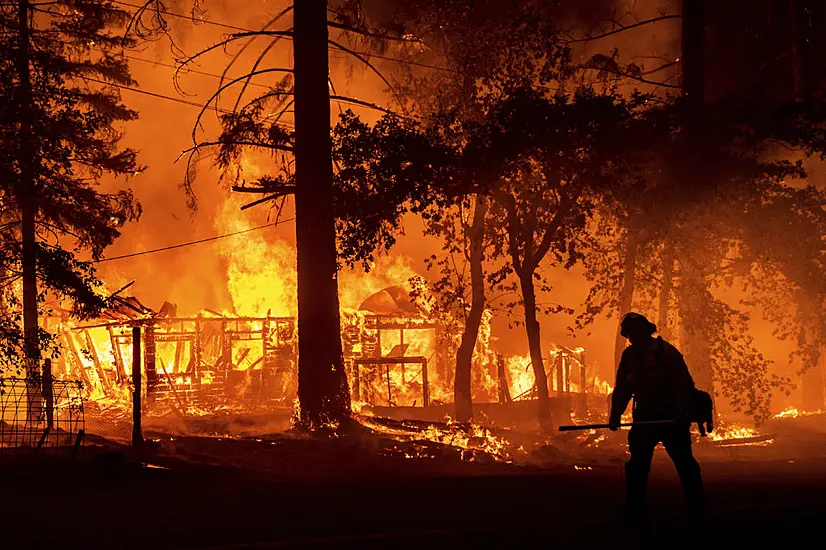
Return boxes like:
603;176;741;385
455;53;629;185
689;388;714;436
649;338;714;436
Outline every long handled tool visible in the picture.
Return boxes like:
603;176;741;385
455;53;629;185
558;419;677;432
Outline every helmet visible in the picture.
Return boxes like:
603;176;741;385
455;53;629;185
619;312;657;338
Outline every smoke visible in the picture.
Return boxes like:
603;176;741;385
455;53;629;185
97;0;394;315
94;0;668;385
87;1;809;415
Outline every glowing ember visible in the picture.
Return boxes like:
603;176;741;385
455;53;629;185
417;422;511;460
775;407;801;418
708;424;760;440
358;415;515;462
774;407;823;418
706;422;774;447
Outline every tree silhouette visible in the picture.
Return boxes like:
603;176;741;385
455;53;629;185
578;91;826;420
336;0;571;423
334;86;654;431
0;0;141;389
130;0;414;429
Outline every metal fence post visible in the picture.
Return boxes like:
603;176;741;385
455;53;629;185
43;358;54;430
35;358;54;450
132;325;143;449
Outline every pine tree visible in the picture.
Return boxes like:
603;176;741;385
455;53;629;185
0;0;141;389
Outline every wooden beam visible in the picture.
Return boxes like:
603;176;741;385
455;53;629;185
232;185;295;194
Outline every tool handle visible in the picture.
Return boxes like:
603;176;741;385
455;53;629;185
558;419;676;432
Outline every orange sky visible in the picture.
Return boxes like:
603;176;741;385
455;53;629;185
91;1;809;414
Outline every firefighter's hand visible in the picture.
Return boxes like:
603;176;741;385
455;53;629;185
608;418;620;432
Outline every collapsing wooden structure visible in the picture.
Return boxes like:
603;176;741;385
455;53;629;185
343;315;445;408
48;284;602;423
58;314;297;411
54;306;449;412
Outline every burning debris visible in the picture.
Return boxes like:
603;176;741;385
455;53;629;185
773;407;824;419
706;423;775;447
35;276;817;465
42;274;618;447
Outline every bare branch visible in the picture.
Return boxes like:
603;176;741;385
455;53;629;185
189;68;294;148
327;20;423;44
230;34;292;114
175;30;294;91
330;95;399;116
531;185;585;268
328;39;408;115
232;184;296;194
641;60;679;76
576;65;682;89
565;14;680;44
215;5;295;110
502;195;523;275
263;98;295;126
177;140;294;160
241;193;292;211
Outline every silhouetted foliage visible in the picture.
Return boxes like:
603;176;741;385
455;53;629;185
0;1;142;374
579;92;826;420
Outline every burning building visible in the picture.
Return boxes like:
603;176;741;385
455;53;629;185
45;275;613;435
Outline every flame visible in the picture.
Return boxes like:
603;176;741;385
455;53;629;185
708;424;760;441
773;407;822;418
775;407;801;418
338;254;420;313
358;415;514;461
417;421;511;460
45;162;625;443
504;355;536;399
215;199;296;317
471;309;503;402
215;194;425;317
706;422;774;447
500;348;613;400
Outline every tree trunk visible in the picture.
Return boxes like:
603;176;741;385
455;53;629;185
614;230;638;367
677;0;713;394
454;195;487;423
802;326;825;411
518;270;552;433
658;245;675;340
16;0;42;419
293;0;350;429
802;354;825;411
678;274;714;394
790;0;802;97
789;0;821;97
681;0;705;109
791;2;824;411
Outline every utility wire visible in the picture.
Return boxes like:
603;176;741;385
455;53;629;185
124;52;271;90
114;0;253;33
79;74;234;114
113;0;455;73
78;74;299;126
95;217;295;263
82;61;387;121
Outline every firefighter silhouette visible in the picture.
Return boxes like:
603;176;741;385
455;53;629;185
609;312;707;519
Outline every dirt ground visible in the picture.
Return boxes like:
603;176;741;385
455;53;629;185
1;415;824;549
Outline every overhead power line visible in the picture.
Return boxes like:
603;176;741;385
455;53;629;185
113;0;455;73
114;0;252;33
80;74;237;114
82;61;388;120
123;52;271;90
95;217;295;263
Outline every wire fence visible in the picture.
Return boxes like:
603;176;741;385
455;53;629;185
84;401;133;444
0;377;85;455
